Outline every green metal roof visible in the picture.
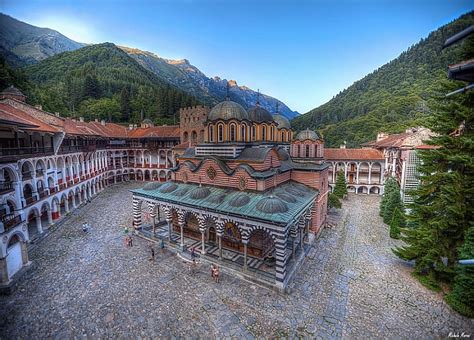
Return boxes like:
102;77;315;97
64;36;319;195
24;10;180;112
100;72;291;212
131;181;318;225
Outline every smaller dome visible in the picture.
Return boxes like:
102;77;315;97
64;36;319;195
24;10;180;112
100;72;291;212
208;193;226;204
293;183;311;193
256;196;289;214
285;186;305;196
248;106;273;123
189;186;211;199
159;182;178;193
143;182;161;191
173;188;190;196
295;128;320;141
275;192;297;203
273;113;291;129
208;100;249;121
229;193;251;207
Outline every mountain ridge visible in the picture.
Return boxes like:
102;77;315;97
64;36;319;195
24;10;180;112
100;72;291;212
0;13;298;119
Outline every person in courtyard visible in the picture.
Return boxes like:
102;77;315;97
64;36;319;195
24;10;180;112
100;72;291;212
211;264;216;280
149;244;155;261
191;246;195;259
82;222;88;233
214;265;220;283
128;235;133;247
160;239;165;253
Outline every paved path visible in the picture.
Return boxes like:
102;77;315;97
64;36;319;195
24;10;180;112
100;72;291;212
0;183;472;338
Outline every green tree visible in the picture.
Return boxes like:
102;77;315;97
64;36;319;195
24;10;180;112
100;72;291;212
82;73;101;99
383;182;403;225
380;177;398;217
328;192;342;209
120;87;131;122
333;170;348;199
445;225;474;318
78;97;120;122
393;78;473;284
390;207;404;239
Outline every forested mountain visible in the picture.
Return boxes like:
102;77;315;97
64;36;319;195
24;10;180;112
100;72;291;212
0;13;84;67
19;43;200;123
123;47;299;119
0;14;298;120
292;11;474;147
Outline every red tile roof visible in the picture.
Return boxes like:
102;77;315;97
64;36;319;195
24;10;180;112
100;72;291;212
128;126;180;138
173;141;191;150
363;133;410;148
0;103;59;133
416;144;439;150
325;148;384;160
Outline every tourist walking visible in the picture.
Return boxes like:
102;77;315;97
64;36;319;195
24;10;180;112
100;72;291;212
210;264;216;280
160;239;165;253
149;244;155;261
128;235;133;247
214;265;220;283
191;247;195;259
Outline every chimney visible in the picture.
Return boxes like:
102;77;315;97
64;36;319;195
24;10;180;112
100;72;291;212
35;105;42;110
340;141;346;149
376;132;388;142
95;119;98;122
101;120;106;126
55;112;60;117
129;124;133;130
79;117;84;122
133;124;137;129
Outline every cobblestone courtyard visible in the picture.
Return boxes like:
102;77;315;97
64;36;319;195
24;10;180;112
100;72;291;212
1;182;472;338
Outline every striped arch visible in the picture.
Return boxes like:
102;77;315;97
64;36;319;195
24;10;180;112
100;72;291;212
132;197;143;229
220;217;246;241
245;224;278;244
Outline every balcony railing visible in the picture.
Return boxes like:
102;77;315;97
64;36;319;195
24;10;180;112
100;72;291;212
0;182;14;194
25;196;36;205
58;145;97;154
22;171;32;180
0;146;54;157
1;214;23;231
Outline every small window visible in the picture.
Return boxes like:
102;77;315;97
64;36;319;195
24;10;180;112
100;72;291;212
230;124;236;142
262;126;267;141
252;125;256;141
241;124;246;141
306;145;310;157
209;125;214;142
218;124;224;142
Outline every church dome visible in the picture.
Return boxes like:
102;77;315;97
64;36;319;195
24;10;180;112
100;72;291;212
208;100;249;121
273;113;291;129
159;182;178;193
248;105;273;123
189;186;211;199
295;128;320;141
229;193;250;207
256;196;289;213
143;182;161;191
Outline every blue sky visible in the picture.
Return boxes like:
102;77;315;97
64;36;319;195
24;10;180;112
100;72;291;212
2;0;473;113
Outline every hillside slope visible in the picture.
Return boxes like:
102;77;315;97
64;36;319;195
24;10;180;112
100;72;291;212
292;11;473;147
0;13;84;67
22;43;199;122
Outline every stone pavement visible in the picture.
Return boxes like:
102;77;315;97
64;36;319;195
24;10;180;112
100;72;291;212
0;183;472;338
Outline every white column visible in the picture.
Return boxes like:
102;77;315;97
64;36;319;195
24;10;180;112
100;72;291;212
356;162;360;184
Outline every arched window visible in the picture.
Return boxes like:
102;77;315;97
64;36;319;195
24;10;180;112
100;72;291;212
252;125;256;141
270;126;274;141
230;124;236;142
241;124;246;141
297;144;301;157
209;125;214;142
183;131;189;142
306;144;310;157
281;131;285;142
262;125;267;141
218;124;224;142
